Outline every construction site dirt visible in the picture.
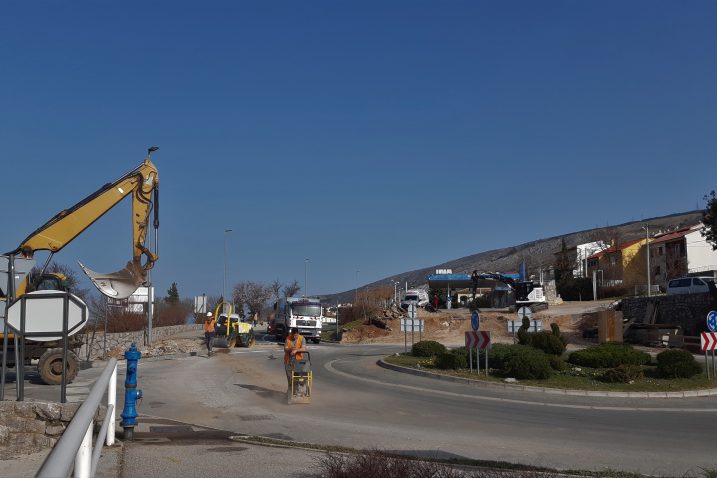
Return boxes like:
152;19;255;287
340;300;615;347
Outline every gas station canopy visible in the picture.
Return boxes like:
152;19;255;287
427;273;519;291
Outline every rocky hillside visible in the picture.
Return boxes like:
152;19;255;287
324;210;703;304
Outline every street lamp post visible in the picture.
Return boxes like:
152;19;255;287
642;225;651;296
304;258;310;297
393;281;399;305
224;229;233;312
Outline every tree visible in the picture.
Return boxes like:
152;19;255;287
30;262;90;302
282;280;301;298
233;281;273;319
702;191;717;250
270;279;282;303
165;282;180;304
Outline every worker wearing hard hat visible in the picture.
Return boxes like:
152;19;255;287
203;312;217;356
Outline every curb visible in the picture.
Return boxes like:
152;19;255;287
377;359;717;398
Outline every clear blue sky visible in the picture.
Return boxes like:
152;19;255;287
1;1;716;300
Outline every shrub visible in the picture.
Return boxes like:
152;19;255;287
411;340;446;357
487;343;518;369
656;349;703;378
488;344;551;380
548;355;567;371
599;364;644;383
568;343;651;368
528;331;566;355
502;349;551;380
435;350;467;370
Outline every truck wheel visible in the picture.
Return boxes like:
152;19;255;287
247;332;255;347
312;338;321;344
227;334;237;348
38;348;78;385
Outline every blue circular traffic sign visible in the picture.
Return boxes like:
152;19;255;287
707;311;717;333
471;310;480;331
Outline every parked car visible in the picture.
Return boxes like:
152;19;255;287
666;276;716;295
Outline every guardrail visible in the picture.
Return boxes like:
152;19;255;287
36;358;117;478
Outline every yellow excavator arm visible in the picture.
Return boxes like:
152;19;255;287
7;157;159;299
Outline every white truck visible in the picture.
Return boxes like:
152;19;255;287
401;289;430;309
273;297;323;343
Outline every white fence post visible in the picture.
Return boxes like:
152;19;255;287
74;422;93;478
107;363;117;446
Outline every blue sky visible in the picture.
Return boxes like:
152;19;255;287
1;1;716;300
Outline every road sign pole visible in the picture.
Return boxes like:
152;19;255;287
476;345;480;374
485;345;489;375
404;320;407;353
469;346;472;373
706;352;710;379
411;319;414;348
713;349;715;377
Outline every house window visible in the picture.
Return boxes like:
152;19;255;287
658;246;663;256
655;266;661;275
609;256;617;266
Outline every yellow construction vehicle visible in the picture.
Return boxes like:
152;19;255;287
1;150;160;384
212;302;256;349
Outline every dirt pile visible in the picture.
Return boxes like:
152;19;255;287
341;303;607;346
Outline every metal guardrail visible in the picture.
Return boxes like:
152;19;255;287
36;358;117;478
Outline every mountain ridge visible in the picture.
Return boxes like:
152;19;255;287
323;210;703;304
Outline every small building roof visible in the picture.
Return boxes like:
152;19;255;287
587;238;644;260
650;226;693;245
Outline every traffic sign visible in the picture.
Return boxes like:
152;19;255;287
7;291;88;341
471;310;480;331
507;319;543;333
517;306;532;321
400;318;424;332
701;332;717;351
708;311;717;333
465;331;491;349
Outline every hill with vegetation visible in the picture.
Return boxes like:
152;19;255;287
323;210;703;304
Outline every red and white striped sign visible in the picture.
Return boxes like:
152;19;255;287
701;332;717;351
465;331;491;349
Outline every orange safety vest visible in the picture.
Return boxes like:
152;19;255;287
204;319;216;333
284;335;304;364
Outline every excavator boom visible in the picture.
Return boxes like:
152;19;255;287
7;158;159;299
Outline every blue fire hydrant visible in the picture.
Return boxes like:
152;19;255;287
120;342;143;440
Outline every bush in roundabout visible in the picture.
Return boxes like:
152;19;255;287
599;364;644;383
435;349;468;370
656;349;702;378
488;344;552;380
568;342;650;368
411;340;446;357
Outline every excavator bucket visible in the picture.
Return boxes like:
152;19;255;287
79;261;146;300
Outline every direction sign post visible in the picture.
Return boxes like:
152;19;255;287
465;331;491;375
701;332;717;379
471;310;480;331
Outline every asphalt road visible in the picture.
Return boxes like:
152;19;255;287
11;332;717;476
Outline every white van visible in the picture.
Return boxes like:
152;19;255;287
401;289;429;309
666;276;716;295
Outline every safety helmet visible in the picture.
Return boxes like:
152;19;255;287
206;312;213;317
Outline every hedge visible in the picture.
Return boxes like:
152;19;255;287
411;340;446;357
656;349;702;378
568;343;650;368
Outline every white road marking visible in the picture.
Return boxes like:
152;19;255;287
325;359;717;413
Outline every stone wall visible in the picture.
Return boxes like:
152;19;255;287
78;324;202;361
0;401;105;458
620;293;716;336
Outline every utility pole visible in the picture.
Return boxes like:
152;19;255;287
644;224;651;297
224;229;233;312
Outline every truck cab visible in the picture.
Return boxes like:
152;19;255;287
274;297;323;343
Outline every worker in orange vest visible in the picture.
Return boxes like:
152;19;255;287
284;327;306;391
203;312;216;356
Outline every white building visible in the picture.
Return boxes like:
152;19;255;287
686;225;717;275
574;241;608;278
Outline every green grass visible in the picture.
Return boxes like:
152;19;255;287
383;354;715;392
